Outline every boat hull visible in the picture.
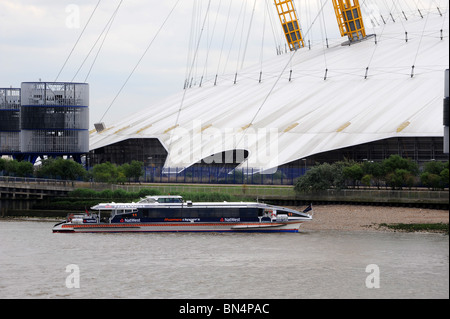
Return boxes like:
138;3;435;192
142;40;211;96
52;221;304;233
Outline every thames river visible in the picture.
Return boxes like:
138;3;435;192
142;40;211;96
0;220;448;299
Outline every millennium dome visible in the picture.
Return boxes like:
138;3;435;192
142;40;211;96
88;0;449;173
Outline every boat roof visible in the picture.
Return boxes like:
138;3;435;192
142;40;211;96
148;195;183;199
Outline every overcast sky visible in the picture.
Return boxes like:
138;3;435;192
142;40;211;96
0;0;438;127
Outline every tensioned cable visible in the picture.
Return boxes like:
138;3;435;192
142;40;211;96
240;0;258;70
223;1;246;75
184;0;197;88
319;0;329;47
259;0;268;80
411;0;433;76
84;5;119;82
168;0;212;153
265;0;283;54
193;0;204;85
415;0;426;12
380;0;397;22
440;0;449;39
237;0;329;143
365;0;395;79
434;0;446;16
71;0;123;83
392;0;408;34
99;0;181;122
222;0;330;172
361;0;383;29
303;0;313;48
395;0;408;21
398;0;413;14
183;0;212;92
233;0;248;79
200;0;223;86
411;0;424;18
54;0;101;82
214;0;233;84
186;0;202;88
318;0;328;76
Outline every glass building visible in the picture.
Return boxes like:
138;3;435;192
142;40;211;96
0;88;21;155
20;82;89;162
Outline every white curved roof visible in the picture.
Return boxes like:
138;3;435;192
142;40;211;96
90;10;449;170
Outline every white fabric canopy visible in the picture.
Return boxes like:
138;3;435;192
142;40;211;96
90;11;449;170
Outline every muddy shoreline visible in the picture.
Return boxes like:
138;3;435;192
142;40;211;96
296;205;449;232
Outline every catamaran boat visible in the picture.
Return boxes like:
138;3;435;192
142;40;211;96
52;195;313;233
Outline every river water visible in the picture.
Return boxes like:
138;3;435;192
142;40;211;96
0;220;448;299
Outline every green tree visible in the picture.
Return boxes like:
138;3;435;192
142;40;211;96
420;172;442;190
361;174;372;187
343;163;364;188
4;160;18;176
420;161;449;190
423;161;445;175
381;155;418;190
92;162;126;184
92;162;117;183
122;161;144;183
16;161;34;177
386;169;415;190
294;163;338;192
331;160;353;189
0;158;7;172
382;155;418;176
440;168;449;189
362;161;384;189
1;159;34;177
37;158;86;180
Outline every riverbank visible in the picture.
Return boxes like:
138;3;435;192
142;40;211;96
298;205;449;233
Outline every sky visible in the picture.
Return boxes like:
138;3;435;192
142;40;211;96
0;0;440;128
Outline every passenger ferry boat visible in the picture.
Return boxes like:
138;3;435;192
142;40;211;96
52;195;312;233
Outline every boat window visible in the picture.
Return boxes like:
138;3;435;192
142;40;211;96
117;209;138;215
277;209;301;217
139;197;156;203
181;207;259;218
141;208;182;218
139;206;259;219
239;208;259;218
157;197;183;203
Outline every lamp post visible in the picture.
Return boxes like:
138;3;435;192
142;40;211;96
301;158;307;175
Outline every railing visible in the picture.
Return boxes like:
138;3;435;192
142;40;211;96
107;183;449;204
1;176;448;206
298;189;449;204
0;176;78;188
141;166;307;185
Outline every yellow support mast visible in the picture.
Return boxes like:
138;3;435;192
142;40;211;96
274;0;305;51
332;0;366;42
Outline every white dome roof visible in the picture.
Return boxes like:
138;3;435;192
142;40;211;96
90;10;449;170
